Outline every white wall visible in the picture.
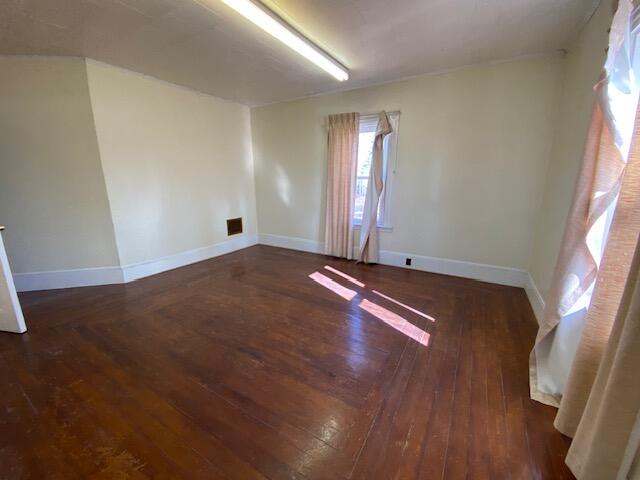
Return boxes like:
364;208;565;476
0;56;120;273
1;56;257;290
0;22;613;294
86;60;257;267
251;56;564;271
528;1;613;303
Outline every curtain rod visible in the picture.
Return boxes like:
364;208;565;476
360;110;401;117
323;110;401;129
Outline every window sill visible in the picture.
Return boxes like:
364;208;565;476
353;224;393;232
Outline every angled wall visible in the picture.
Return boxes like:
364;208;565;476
0;56;120;275
0;56;257;290
85;60;257;272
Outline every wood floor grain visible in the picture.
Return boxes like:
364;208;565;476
0;245;573;479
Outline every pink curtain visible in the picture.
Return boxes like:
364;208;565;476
358;112;392;263
529;95;626;406
529;2;640;476
324;113;359;259
559;98;640;479
530;0;637;406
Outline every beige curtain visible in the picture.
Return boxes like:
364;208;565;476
556;101;640;435
324;113;359;259
553;101;640;479
530;0;638;407
564;220;640;480
358;111;392;263
529;94;626;406
526;2;640;476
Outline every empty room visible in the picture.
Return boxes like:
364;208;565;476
1;0;639;478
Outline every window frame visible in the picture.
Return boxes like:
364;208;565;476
353;111;400;231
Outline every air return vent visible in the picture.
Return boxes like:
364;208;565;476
226;217;243;236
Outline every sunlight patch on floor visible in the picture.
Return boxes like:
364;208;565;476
308;271;357;301
309;266;433;346
359;299;430;346
372;289;435;322
323;265;365;287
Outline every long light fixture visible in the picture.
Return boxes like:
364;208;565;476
219;0;349;81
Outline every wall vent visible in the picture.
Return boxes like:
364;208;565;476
226;217;243;236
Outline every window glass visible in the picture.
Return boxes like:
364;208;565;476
354;130;376;223
353;113;399;228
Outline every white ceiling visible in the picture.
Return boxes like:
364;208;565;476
1;0;599;106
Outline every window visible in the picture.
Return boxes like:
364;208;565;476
353;112;399;229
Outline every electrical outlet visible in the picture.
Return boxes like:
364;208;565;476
405;258;412;266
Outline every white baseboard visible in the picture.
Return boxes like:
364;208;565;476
13;234;258;292
524;273;545;324
378;250;529;288
258;233;323;254
258;233;528;288
122;234;258;282
13;266;125;292
14;231;543;322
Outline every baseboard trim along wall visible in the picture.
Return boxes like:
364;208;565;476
121;234;258;282
258;233;553;317
257;233;530;288
12;266;125;292
14;231;547;324
13;234;258;292
257;233;324;255
524;273;546;324
378;250;529;287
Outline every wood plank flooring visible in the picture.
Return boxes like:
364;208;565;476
0;245;573;479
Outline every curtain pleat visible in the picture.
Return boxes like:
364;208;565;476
564;242;640;479
324;113;359;259
555;100;640;441
530;0;639;407
358;111;392;263
529;93;626;406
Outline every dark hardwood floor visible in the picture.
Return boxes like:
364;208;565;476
0;245;573;479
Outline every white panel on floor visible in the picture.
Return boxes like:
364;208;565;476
0;228;26;333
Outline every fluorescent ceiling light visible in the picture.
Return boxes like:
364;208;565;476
219;0;349;81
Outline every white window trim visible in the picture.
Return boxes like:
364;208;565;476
353;111;400;231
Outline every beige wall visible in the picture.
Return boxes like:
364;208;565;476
86;60;257;266
1;56;256;277
0;56;120;273
251;56;564;270
0;24;613;291
528;1;613;301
